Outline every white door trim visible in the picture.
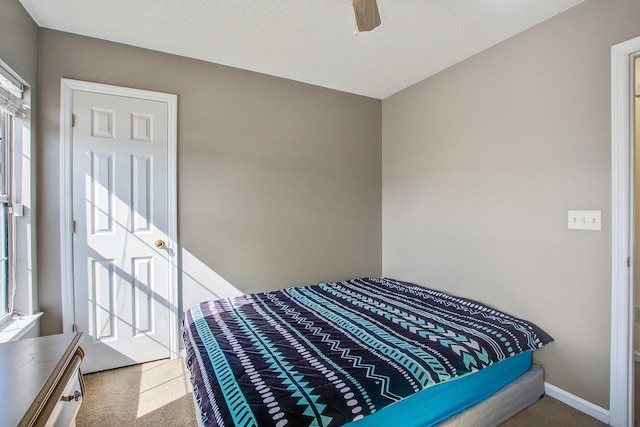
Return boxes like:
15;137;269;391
59;78;179;359
610;36;640;427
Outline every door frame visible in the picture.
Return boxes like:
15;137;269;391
59;78;179;359
611;36;640;427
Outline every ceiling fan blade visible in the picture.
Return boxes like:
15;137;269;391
352;0;381;32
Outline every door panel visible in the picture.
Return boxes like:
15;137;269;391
72;90;171;373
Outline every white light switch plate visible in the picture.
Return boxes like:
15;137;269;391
568;210;601;231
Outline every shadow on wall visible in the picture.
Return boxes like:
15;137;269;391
180;248;243;312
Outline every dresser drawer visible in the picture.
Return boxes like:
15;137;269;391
39;351;84;427
2;333;84;427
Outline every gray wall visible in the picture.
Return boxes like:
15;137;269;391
382;0;640;409
37;29;382;335
0;0;38;85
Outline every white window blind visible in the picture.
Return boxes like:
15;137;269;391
0;65;24;116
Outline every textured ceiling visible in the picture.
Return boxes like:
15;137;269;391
19;0;584;99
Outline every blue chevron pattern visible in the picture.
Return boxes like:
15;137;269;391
182;277;553;427
257;293;377;413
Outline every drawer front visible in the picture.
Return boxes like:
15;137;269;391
41;355;83;427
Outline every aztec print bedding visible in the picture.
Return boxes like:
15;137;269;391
182;277;553;427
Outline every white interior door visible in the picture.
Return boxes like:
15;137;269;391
71;89;174;373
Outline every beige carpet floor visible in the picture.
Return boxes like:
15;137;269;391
77;358;196;427
77;359;610;426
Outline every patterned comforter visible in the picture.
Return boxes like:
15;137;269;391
182;277;553;427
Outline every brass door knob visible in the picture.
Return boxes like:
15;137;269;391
155;240;166;249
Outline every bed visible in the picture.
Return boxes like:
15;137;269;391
182;277;553;427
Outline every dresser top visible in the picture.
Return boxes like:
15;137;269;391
0;332;83;427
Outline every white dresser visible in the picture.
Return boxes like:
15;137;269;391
0;332;84;427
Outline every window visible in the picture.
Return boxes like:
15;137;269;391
0;64;25;321
0;110;11;319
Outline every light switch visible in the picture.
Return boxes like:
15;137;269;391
568;210;601;231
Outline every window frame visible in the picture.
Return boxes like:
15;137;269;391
0;108;13;324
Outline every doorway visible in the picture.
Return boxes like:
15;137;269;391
59;79;179;373
611;36;640;427
635;56;640;427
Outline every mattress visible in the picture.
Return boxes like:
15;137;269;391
436;364;545;427
182;277;553;427
345;351;532;426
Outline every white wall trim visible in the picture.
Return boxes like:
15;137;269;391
610;36;640;427
59;81;74;334
0;312;42;343
544;382;610;424
59;78;179;359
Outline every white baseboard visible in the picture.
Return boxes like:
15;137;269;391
544;382;609;425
